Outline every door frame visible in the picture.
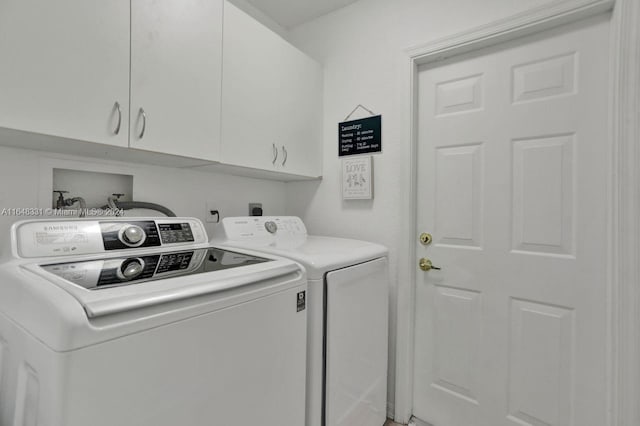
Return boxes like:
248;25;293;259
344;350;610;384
394;0;640;424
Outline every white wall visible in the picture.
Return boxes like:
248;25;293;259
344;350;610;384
284;0;552;418
0;145;287;251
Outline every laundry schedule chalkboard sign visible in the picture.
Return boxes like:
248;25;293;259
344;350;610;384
338;115;382;156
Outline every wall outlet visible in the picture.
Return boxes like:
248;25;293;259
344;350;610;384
249;203;263;216
205;202;220;223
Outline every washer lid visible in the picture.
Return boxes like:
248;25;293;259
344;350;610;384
219;236;388;280
39;247;270;291
23;246;300;318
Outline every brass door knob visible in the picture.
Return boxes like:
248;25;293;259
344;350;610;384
419;233;433;245
419;258;441;271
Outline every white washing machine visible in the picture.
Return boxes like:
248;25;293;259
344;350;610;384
216;216;389;426
0;217;307;426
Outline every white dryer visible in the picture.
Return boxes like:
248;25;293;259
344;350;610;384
0;217;307;426
217;216;389;426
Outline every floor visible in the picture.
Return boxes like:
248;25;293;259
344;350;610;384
384;420;405;426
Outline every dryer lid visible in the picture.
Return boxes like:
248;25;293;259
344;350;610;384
218;236;387;280
218;216;388;279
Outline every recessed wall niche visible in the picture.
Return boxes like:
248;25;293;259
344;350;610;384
51;168;133;210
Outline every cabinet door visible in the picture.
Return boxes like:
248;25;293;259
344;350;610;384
131;0;223;161
0;0;130;147
220;1;282;171
277;48;323;177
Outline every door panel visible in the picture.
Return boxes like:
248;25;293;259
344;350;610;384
413;15;610;426
507;299;574;426
512;134;574;255
431;286;482;403
435;143;484;248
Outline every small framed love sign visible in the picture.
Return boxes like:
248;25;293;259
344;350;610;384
342;156;373;200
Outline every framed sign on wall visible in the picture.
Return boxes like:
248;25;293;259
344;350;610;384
342;156;373;200
338;115;382;157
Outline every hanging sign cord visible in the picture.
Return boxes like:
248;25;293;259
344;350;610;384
343;104;376;121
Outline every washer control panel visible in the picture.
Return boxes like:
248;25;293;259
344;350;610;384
13;218;207;258
158;223;194;244
101;221;161;251
121;225;145;246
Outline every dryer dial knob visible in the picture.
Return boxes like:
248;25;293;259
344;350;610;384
264;221;278;234
120;225;145;246
121;258;145;279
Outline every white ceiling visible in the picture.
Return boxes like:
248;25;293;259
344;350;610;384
244;0;360;28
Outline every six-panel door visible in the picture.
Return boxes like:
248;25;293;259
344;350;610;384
413;15;610;426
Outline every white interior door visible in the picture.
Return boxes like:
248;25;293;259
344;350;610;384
413;14;610;426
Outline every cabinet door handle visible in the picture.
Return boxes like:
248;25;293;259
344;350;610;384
281;145;288;166
272;143;278;165
113;101;122;135
138;108;147;139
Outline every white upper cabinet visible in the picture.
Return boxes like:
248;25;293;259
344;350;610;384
276;45;323;177
0;0;321;178
0;0;130;147
130;0;223;161
221;2;281;172
221;2;323;178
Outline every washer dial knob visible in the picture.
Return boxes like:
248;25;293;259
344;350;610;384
119;258;145;280
119;224;146;247
264;221;278;234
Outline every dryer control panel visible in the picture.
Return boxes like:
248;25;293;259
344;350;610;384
221;216;307;241
13;218;207;258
